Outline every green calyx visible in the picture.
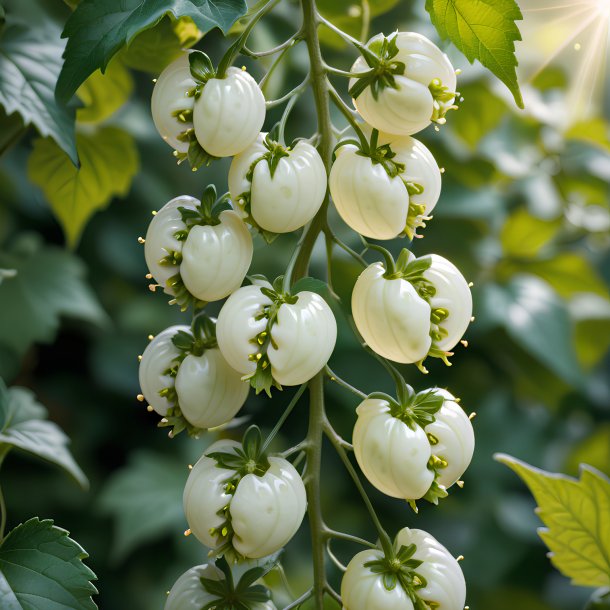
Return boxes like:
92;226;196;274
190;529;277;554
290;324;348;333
243;276;298;397
173;135;220;171
372;246;435;294
234;130;289;244
206;427;271;560
200;557;273;610
158;315;217;438
188;50;217;95
369;387;444;431
157;185;232;311
404;201;429;241
349;33;406;101
428;78;459;125
364;543;432;608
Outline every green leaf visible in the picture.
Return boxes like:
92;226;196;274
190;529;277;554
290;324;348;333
571;295;610;369
76;57;133;124
121;16;201;73
565;118;610;155
496;454;610;588
0;380;88;488
98;450;187;561
479;276;582;385
56;0;248;103
28;127;139;247
0;16;77;164
500;208;560;258
0;234;107;371
566;425;610;478
425;0;524;109
0;517;97;610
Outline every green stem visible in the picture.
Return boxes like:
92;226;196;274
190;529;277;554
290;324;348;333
261;383;308;453
325;528;377;549
0;444;11;540
265;75;310;108
327;82;369;151
305;372;327;609
217;0;282;77
323;424;394;558
243;31;302;58
325;365;367;400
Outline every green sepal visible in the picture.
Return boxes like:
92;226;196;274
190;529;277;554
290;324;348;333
388;389;445;429
349;33;406;101
158;403;206;439
166;272;207;312
429;79;459;125
189;51;216;87
243;356;282;397
422;477;448;505
188;139;219;170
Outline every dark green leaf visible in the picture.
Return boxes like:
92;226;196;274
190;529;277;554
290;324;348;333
57;0;248;103
0;380;88;488
0;517;97;609
479;276;583;385
98;450;187;561
0;234;107;375
426;0;524;109
189;50;216;83
0;16;77;163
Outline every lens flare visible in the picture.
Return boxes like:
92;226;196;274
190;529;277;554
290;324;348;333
518;0;610;122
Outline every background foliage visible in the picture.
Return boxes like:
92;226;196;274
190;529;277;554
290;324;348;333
0;0;608;608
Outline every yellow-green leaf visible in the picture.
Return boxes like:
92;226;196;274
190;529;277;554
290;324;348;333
501;208;560;258
496;454;610;588
426;0;524;109
28;128;139;248
121;16;201;74
76;57;133;124
566;118;610;155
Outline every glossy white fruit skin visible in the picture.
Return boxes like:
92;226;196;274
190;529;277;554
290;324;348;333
228;134;327;233
216;284;273;377
151;54;195;153
395;527;466;610
183;439;240;548
268;291;337;386
180;210;253;302
349;32;456;136
353;399;434;500
329;144;409;240
144;196;199;293
352;263;432;363
425;389;475;489
342;549;414;610
193;67;265;157
423;255;472;351
230;457;307;558
139;325;189;416
377;132;442;217
164;564;223;610
174;348;249;428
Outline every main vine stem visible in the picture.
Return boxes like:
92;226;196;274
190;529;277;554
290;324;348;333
296;0;334;607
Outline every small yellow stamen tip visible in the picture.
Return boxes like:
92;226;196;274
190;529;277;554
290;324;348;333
469;412;477;420
136;394;144;402
146;405;153;412
152;210;157;216
152;78;157;83
184;529;191;537
456;555;465;561
188;464;193;470
455;69;462;75
470;316;475;322
145;273;152;279
456;480;465;489
137;237;145;244
137;355;143;362
468;281;474;287
241;65;247;71
192;167;197;172
148;334;154;341
148;284;158;292
461;340;469;348
440;167;445;173
330;377;336;382
168;430;174;439
574;43;581;51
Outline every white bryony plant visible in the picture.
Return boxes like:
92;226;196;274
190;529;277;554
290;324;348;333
136;0;480;608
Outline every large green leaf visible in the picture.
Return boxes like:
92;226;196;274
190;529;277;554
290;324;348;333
0;517;97;609
479;275;582;385
121;16;201;74
98;450;187;561
425;0;524;109
0;234;107;373
0;379;88;488
500;208;560;258
56;0;248;103
0;16;77;164
76;58;134;124
28;127;139;247
496;455;610;588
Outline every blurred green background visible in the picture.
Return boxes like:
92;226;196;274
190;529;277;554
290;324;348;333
0;0;609;608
